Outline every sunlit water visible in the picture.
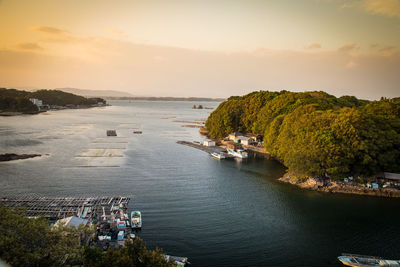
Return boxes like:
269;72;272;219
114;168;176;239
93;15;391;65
1;100;400;266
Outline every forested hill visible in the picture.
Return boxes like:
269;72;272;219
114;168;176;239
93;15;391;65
0;88;106;113
205;91;400;178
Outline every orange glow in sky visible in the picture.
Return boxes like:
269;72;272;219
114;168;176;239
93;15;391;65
0;0;399;99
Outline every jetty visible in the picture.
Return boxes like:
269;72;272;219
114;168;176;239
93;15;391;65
0;195;131;221
177;141;225;153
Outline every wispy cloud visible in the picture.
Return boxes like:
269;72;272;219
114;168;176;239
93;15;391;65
337;0;400;18
338;43;359;52
31;26;70;35
305;43;322;49
363;0;400;18
15;42;44;51
105;28;127;38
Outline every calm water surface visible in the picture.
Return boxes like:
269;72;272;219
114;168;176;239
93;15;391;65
1;100;400;266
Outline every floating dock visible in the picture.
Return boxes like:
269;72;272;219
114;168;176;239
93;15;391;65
177;141;225;153
177;141;236;159
0;195;131;221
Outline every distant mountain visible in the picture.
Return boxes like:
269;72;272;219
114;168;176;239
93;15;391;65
54;88;134;98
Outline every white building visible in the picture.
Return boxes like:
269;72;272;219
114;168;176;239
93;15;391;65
238;136;252;145
203;140;216;146
228;132;243;141
29;98;43;106
29;98;43;110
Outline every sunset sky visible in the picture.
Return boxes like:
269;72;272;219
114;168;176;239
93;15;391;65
0;0;399;99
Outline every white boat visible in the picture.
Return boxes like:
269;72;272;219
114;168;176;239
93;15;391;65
131;211;142;229
165;255;189;266
210;152;226;159
338;253;400;267
226;148;248;159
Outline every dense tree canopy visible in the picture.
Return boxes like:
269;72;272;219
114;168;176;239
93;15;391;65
206;91;400;178
0;88;105;112
0;206;173;267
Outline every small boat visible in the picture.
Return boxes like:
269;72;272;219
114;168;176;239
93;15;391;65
338;253;400;267
107;130;117;136
165;255;190;266
210;152;226;159
226;148;248;159
131;211;142;229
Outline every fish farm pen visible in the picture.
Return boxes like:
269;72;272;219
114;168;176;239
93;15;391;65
0;195;131;221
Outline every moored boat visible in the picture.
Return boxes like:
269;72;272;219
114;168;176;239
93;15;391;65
165;255;190;266
131;211;142;229
338;253;400;267
226;148;248;159
210;152;226;159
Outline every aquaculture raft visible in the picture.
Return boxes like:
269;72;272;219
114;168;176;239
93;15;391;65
0;195;131;221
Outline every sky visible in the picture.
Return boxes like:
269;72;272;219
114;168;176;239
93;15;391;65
0;0;399;99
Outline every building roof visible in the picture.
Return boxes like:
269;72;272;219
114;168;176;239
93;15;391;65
54;216;88;228
384;172;400;180
229;132;243;137
238;136;251;141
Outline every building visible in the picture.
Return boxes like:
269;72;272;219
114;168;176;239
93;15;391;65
228;132;243;141
226;142;241;150
203;140;216;146
29;98;44;110
245;133;263;142
238;136;252;145
54;216;88;228
376;172;400;184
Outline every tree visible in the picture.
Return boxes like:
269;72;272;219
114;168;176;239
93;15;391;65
205;90;400;178
0;207;174;267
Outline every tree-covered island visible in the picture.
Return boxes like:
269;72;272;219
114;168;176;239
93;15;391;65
0;88;106;115
205;90;400;195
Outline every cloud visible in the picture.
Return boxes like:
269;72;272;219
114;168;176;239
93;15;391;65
379;45;396;52
1;38;399;100
31;26;69;35
15;42;43;51
363;0;400;18
379;45;397;56
305;43;322;49
345;60;358;69
370;43;379;49
106;28;127;38
338;43;359;52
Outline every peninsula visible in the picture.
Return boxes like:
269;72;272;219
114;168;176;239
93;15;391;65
0;88;107;115
205;90;400;197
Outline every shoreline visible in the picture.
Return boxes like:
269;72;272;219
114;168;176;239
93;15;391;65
278;173;400;198
0;104;109;117
199;128;400;199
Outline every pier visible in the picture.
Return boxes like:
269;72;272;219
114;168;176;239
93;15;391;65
0;195;131;221
177;141;226;153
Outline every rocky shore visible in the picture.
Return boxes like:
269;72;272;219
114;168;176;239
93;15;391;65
279;173;400;198
0;153;41;162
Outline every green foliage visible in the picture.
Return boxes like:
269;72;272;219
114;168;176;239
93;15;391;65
206;90;400;178
0;207;173;267
30;89;102;106
90;238;175;267
0;88;105;112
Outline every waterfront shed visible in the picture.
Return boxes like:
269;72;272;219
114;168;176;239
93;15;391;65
203;140;216;146
228;132;243;141
238;136;252;145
